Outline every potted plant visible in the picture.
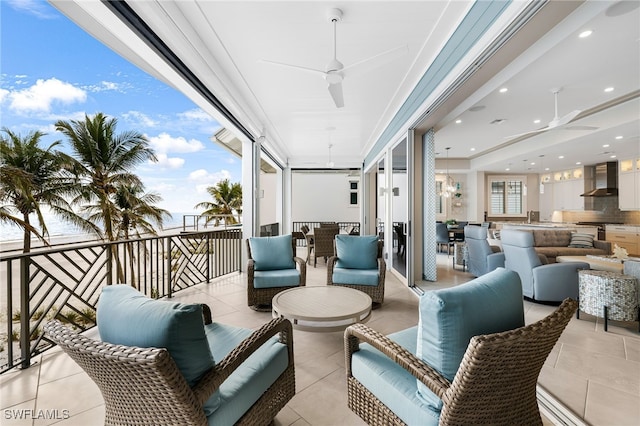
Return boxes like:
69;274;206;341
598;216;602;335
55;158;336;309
445;219;458;229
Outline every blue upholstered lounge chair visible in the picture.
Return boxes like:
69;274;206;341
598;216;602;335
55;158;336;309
501;229;589;302
247;234;306;311
464;225;504;277
327;235;385;308
45;285;295;425
345;268;578;425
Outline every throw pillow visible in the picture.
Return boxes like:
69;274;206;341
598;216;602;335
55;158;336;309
97;285;215;388
249;235;295;271
335;235;378;269
415;268;524;412
568;232;594;248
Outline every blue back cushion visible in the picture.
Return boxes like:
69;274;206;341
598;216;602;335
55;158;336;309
249;235;295;271
416;268;524;411
335;235;378;270
97;285;215;389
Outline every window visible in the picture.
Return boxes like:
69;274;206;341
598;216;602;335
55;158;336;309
488;175;526;216
349;181;358;206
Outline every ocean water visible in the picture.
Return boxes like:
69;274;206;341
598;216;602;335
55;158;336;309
0;211;200;243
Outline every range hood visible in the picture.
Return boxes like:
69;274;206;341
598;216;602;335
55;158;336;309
580;162;618;197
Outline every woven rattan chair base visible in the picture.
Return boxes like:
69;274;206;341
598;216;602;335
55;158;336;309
348;376;405;426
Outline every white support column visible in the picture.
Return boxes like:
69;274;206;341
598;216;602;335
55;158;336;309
282;166;292;235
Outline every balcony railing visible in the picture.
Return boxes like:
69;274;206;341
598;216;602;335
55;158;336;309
0;228;242;374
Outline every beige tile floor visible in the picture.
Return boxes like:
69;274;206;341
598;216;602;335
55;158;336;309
0;250;638;425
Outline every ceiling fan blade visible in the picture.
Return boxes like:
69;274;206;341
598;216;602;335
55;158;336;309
504;126;550;139
564;125;599;131
328;82;344;108
552;109;582;127
259;59;326;76
342;45;408;78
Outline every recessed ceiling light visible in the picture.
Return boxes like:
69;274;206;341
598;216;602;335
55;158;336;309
559;155;565;159
455;119;462;124
615;135;623;139
533;119;541;124
604;87;614;92
470;147;476;151
530;162;536;166
544;167;550;171
610;155;617;158
505;168;510;171
579;30;593;38
576;161;582;165
499;87;508;93
603;144;610;148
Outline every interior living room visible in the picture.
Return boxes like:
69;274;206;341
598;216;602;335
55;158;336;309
1;1;638;425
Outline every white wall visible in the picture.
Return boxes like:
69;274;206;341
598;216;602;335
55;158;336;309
292;171;360;222
260;172;277;225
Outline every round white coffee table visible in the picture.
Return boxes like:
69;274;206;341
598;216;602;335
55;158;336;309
272;286;372;332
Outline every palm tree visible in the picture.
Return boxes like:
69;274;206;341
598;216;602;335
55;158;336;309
55;113;158;242
0;128;77;253
194;179;243;226
112;183;171;285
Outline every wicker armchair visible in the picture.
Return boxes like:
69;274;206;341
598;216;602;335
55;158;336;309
44;314;295;426
247;235;306;311
345;298;578;425
312;226;339;267
327;237;385;308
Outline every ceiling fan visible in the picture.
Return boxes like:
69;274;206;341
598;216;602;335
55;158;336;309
505;88;598;139
261;8;407;108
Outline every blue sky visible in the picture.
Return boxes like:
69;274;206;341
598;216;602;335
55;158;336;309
0;0;242;213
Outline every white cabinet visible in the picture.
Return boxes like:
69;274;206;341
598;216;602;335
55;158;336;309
606;225;640;256
553;179;584;211
618;158;640;210
539;182;554;221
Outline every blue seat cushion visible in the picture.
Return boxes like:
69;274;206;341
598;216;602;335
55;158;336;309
97;285;214;390
335;235;378;270
352;327;439;426
416;268;524;411
332;268;379;286
205;322;289;425
253;269;301;288
249;235;295;271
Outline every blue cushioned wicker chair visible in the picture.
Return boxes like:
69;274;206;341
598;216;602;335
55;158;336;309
327;235;385;308
464;225;504;277
345;268;578;425
247;234;306;311
45;285;295;425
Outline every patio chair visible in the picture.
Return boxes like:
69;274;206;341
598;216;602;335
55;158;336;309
328;235;386;308
344;268;578;425
247;234;306;311
312;226;339;267
393;224;405;257
44;285;295;426
301;225;314;263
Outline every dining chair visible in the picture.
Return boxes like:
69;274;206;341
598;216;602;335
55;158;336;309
436;222;454;254
393;224;405;257
312;227;339;267
301;225;314;263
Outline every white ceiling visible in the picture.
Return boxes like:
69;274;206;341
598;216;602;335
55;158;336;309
50;0;640;174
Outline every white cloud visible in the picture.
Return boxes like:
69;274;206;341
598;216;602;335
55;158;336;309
153;153;185;169
85;81;130;93
7;0;59;19
7;78;86;113
0;88;9;103
188;169;232;193
123;111;157;128
148;132;205;154
178;108;215;122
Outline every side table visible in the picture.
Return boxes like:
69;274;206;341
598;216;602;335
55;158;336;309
453;242;467;272
577;270;639;332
